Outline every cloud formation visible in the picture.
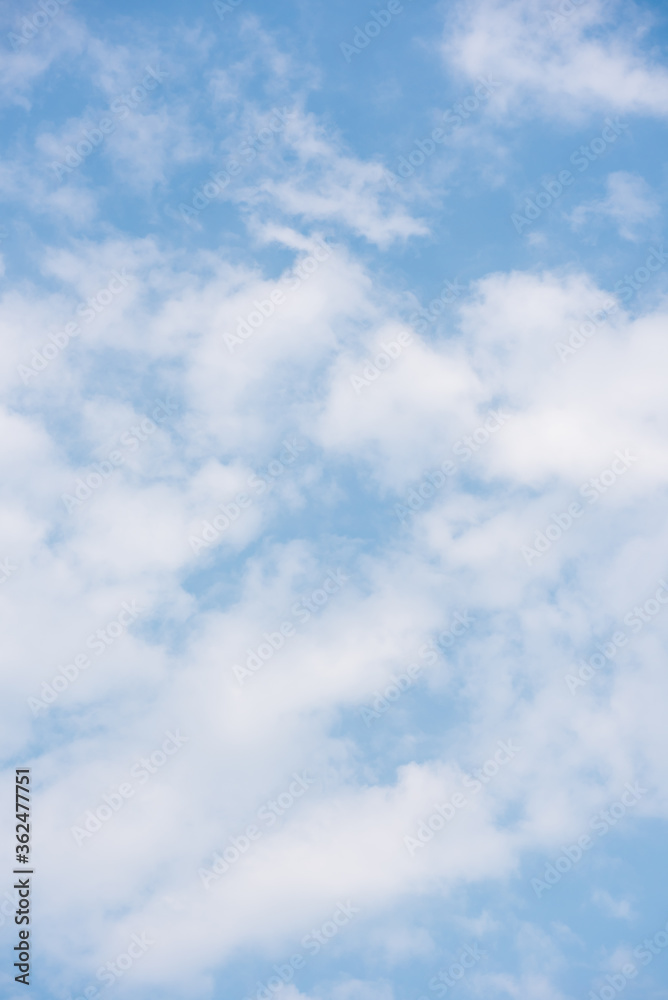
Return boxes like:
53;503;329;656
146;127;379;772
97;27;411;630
1;1;667;998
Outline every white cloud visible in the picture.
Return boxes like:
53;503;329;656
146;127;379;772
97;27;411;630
2;9;668;993
443;0;668;122
592;889;635;919
0;6;86;109
569;171;660;240
5;235;668;992
233;107;428;247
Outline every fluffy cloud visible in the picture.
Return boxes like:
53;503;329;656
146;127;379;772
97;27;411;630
569;170;661;240
443;0;668;121
2;3;667;999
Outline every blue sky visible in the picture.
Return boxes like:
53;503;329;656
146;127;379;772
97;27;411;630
1;1;668;998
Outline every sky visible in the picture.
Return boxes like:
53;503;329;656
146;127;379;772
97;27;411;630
1;0;668;998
